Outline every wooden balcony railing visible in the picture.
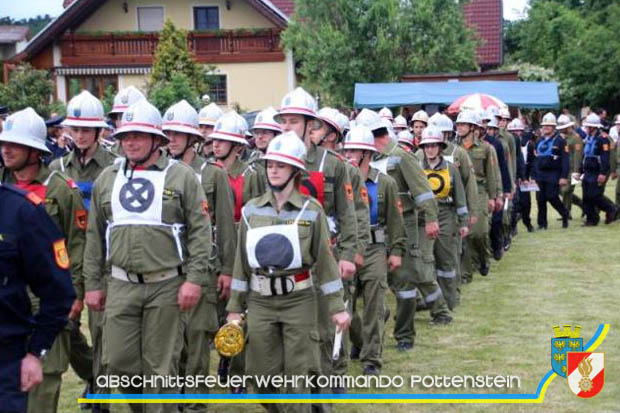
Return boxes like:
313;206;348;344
59;29;285;66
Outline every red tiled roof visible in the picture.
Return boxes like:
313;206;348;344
270;0;294;16
463;0;503;67
0;25;29;44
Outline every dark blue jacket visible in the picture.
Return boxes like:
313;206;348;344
484;133;512;193
534;133;569;182
0;184;74;356
580;132;610;176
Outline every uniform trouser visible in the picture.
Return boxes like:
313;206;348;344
179;289;219;413
0;339;27;413
246;289;321;413
462;191;490;283
88;307;108;410
349;244;388;369
502;198;512;243
389;219;450;345
27;319;92;413
103;276;184;413
536;180;568;228
561;184;583;214
515;189;532;228
490;208;504;255
616;177;620;206
435;208;459;310
583;177;615;224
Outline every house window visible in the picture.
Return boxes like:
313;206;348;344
194;7;219;30
206;75;227;104
137;6;164;31
67;76;117;101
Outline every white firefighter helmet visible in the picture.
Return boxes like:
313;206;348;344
397;130;414;146
0;107;50;153
251;107;282;133
393;115;408;130
481;108;495;122
380;118;397;141
614;114;620;125
456;110;479;127
274;87;318;122
262;131;307;171
486;105;500;119
499;107;511;119
162;99;202;138
209;111;249;145
198;103;224;127
109;86;146;115
430;113;453;133
62;90;108;128
487;116;499;129
419;126;446;148
336;112;350;134
540;112;557;127
507;118;525;131
355;108;384;132
317;107;343;135
343;125;377;152
556;114;575;130
582;113;602;128
114;99;167;139
411;110;429;125
378;107;394;121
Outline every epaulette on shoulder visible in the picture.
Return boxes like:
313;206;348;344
1;184;43;205
208;160;224;169
326;148;346;162
47;170;78;189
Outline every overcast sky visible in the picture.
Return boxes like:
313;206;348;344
0;0;530;21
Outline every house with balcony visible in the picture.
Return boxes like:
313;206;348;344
7;0;295;111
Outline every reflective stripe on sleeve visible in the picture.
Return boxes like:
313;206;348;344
415;191;435;203
320;279;343;295
231;279;248;292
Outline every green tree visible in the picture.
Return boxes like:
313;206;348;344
148;19;214;112
0;63;61;118
282;0;477;107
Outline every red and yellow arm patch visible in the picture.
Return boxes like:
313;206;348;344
201;200;210;216
360;187;369;205
344;183;354;201
74;210;87;230
53;239;70;270
396;199;403;215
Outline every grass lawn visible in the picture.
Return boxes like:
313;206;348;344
58;186;620;412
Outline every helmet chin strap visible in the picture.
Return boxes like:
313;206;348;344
171;136;195;160
214;143;236;161
12;147;40;172
268;170;297;192
124;135;159;179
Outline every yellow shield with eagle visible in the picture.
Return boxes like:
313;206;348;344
424;168;451;199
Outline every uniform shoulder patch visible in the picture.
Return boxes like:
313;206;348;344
25;191;43;205
344;182;354;201
360;187;369;205
201;200;210;216
53;239;70;270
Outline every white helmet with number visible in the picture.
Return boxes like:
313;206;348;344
262;131;307;170
540;112;557;126
162;99;202;138
556;114;575;130
411;110;429;125
393;115;407;130
0;107;50;152
507;118;525;131
209;111;249;145
343;125;377;152
582;113;602;128
251;107;282;133
419;126;446;148
397;130;414;146
274;87;318;121
109;86;146;115
456;110;479;127
198;103;224;127
114;99;167;139
378;107;393;121
318;107;343;135
355;108;384;132
62;90;108;128
499;107;511;119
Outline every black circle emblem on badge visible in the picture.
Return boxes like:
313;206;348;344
256;234;295;269
119;178;155;212
427;172;445;195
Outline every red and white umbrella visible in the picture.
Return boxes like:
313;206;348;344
447;93;508;115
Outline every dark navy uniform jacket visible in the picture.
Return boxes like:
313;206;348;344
534;133;569;183
484;133;512;193
580;132;610;176
0;184;74;356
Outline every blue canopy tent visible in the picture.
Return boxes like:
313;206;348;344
353;81;560;109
